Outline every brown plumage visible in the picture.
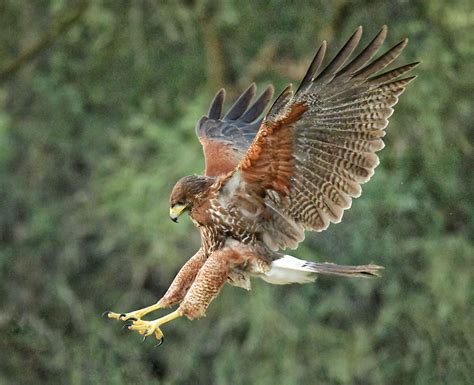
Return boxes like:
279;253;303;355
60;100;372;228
106;26;417;344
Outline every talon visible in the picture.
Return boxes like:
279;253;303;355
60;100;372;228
142;335;148;343
101;311;110;318
154;336;164;348
115;309;181;344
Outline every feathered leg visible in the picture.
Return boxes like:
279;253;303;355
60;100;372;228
126;248;241;342
158;248;207;308
178;248;235;319
106;248;205;322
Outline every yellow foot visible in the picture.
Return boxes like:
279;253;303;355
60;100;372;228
126;309;183;344
104;302;162;322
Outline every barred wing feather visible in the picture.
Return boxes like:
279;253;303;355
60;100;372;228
238;26;418;249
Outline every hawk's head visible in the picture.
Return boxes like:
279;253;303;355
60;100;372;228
169;175;215;222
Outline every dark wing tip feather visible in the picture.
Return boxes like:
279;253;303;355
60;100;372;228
223;83;257;120
208;88;225;119
296;40;327;94
241;85;274;123
353;38;408;80
316;26;363;82
337;25;388;76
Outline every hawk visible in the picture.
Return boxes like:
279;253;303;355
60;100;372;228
106;26;418;344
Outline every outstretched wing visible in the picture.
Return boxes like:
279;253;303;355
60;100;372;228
236;26;418;249
196;84;274;177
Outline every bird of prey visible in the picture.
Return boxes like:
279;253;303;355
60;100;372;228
106;26;417;344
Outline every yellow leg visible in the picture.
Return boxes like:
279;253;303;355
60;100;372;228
105;302;162;321
127;309;183;343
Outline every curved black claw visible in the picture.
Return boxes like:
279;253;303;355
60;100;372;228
118;314;138;322
102;311;111;318
154;336;164;348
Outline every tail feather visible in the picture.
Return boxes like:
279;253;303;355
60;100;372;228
261;254;383;285
303;261;383;278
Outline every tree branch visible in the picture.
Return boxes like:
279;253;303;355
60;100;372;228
0;1;89;82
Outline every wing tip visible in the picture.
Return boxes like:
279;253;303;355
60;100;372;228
403;75;418;84
247;82;257;93
208;88;226;119
397;37;409;50
260;84;275;104
264;83;275;96
377;25;388;41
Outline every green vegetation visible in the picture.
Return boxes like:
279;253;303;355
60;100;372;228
1;1;472;384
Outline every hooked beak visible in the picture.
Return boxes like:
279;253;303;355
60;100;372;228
169;204;188;223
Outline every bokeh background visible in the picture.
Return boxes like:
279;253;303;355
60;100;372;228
1;1;473;384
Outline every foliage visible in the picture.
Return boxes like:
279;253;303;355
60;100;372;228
0;1;473;384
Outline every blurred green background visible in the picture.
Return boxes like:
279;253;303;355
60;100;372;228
1;1;473;384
